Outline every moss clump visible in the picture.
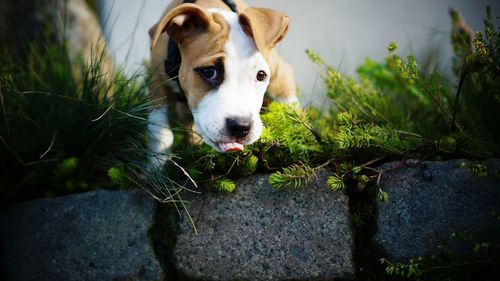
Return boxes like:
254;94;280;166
213;177;237;193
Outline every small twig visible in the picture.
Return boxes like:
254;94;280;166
313;157;337;171
21;91;81;102
133;174;199;235
302;121;323;144
376;169;385;186
336;156;385;182
260;158;280;172
178;193;199;235
91;105;112;122
386;158;408;171
23;158;60;166
169;158;198;189
451;69;468;132
0;84;9;134
134;179;177;203
363;166;381;174
288;111;323;144
420;259;495;274
257;146;280;172
403;158;425;168
39;132;57;159
361;156;385;168
417;80;462;133
223;157;240;176
0;134;24;165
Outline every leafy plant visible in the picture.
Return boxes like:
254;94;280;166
326;174;345;191
213;177;236;193
379;226;500;281
108;166;128;186
448;7;500;154
268;163;315;190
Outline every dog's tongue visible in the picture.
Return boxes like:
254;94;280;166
219;142;244;152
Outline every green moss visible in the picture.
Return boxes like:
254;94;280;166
213;177;236;193
108;166;128;186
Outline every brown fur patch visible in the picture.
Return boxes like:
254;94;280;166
238;7;289;58
178;12;230;108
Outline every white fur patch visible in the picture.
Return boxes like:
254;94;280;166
147;107;174;169
274;95;300;104
192;9;270;152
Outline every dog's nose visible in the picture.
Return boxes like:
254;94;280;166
226;117;252;138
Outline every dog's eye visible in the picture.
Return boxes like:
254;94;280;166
256;70;268;82
199;67;218;81
194;59;224;87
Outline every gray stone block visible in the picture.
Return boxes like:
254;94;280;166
375;159;500;261
0;190;164;281
174;171;355;281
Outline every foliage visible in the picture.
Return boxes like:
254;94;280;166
169;5;499;195
107;166;128;186
213;177;236;193
268;163;315;190
260;102;322;165
311;44;453;139
458;161;489;178
326;174;344;191
448;7;500;154
380;257;423;279
0;41;162;203
169;99;430;194
379;226;500;281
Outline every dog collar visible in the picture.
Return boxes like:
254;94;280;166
165;0;238;103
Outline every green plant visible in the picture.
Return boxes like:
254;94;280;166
379;227;500;281
108;166;128;186
0;41;162;202
213;177;236;193
448;7;500;154
268;163;315;189
380;257;423;279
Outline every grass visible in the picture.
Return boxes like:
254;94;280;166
0;40;171;204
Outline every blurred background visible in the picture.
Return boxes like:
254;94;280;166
96;0;500;105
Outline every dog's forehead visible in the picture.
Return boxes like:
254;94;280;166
182;9;257;63
210;9;256;58
180;8;266;108
180;12;230;64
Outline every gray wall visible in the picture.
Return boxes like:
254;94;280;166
98;0;499;104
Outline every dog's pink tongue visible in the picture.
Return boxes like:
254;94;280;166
219;142;244;152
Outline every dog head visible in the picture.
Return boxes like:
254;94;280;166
150;4;289;152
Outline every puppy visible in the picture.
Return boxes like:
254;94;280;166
148;0;297;167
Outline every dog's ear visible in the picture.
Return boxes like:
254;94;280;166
239;7;289;55
149;4;214;50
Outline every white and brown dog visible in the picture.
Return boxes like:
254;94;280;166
147;0;297;167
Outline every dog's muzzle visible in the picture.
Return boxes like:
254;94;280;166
226;116;252;139
215;116;253;152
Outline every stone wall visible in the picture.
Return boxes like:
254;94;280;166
1;159;499;280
